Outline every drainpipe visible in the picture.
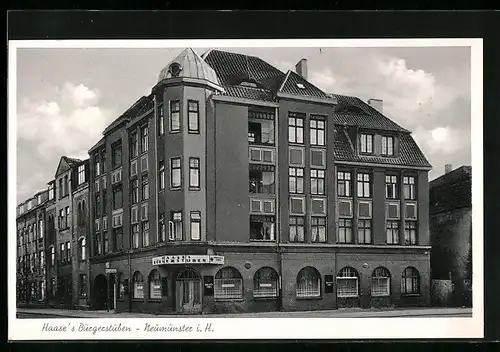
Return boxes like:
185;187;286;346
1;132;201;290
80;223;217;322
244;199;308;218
274;105;284;312
153;94;159;244
128;250;132;313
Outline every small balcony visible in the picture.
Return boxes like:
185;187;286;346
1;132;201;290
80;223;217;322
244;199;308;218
248;119;274;146
249;170;275;195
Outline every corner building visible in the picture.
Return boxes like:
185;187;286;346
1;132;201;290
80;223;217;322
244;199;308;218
88;48;432;314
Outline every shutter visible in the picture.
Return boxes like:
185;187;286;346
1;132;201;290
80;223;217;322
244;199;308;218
311;198;325;215
358;201;372;218
251;199;261;212
338;200;352;217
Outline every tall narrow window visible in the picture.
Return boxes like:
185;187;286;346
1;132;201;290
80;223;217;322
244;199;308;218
403;176;416;200
310;118;325;146
129;132;138;159
50;246;55;267
64;175;69;196
131;179;139;204
288;113;304;144
48;183;55;200
358;219;372;244
337;218;353;243
310;169;325;195
103;231;109;254
157;103;164;135
169;100;180;132
170;211;183;241
111;142;122;169
190;211;201;240
142;221;149;247
94;233;102;256
386;220;400;244
337;171;352;197
401;267;420;295
158;215;166;242
94;155;100;177
149;270;162;299
385;175;398;199
311;217;326;242
102;150;107;173
132;271;144;299
170;157;181;188
188;100;200;133
289;216;305;242
132;224;140;248
360;134;373;153
114;228;123;252
289;167;304;194
159;162;165;190
141;175;149;200
381;136;394;156
65;206;70;228
79;238;86;261
58;179;63;199
78;165;85;185
404;221;417;245
112;185;123;210
357;172;372;198
140;125;148;153
102;192;108;215
66;241;71;263
189;158;200;189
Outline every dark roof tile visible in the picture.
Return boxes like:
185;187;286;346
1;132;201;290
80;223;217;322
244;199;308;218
221;85;276;102
279;71;330;100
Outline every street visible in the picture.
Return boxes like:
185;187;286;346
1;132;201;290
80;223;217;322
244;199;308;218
16;307;472;319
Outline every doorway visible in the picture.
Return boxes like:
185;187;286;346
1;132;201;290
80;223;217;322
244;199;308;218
93;274;108;310
176;268;202;314
108;273;116;310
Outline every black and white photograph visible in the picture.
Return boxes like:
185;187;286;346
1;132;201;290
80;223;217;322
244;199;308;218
8;39;483;340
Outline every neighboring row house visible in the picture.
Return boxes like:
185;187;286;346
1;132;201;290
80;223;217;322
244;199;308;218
17;48;432;314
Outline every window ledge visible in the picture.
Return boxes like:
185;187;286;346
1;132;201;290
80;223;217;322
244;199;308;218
170;187;182;191
401;293;421;297
214;299;244;302
253;296;278;301
189;187;201;192
148;299;162;303
169;130;181;134
296;296;322;301
131;299;145;302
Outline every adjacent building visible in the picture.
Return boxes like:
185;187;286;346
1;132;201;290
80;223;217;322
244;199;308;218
17;48;433;314
429;165;472;307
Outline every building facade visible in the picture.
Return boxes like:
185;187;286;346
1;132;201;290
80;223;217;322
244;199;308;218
17;48;432;314
429;165;472;307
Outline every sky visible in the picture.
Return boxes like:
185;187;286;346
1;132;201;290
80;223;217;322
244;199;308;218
15;45;472;203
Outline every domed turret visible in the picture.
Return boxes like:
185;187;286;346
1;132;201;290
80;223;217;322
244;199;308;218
157;48;220;86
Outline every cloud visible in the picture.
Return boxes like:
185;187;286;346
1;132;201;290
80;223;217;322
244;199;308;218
66;83;98;107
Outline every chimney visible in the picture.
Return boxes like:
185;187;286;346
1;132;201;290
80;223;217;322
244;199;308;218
368;98;383;114
445;164;453;174
295;59;308;80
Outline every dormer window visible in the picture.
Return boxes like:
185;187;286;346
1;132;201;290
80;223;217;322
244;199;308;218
296;83;305;89
239;81;258;88
168;62;182;77
381;136;395;156
360;133;373;154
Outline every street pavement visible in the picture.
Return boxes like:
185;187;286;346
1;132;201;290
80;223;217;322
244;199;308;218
17;307;472;319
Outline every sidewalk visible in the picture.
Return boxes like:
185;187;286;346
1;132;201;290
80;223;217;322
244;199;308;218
17;306;472;318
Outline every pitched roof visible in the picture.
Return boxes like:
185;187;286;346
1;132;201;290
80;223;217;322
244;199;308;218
103;95;154;135
221;85;276;102
278;70;330;100
332;94;409;133
430;166;472;189
430;166;472;214
333;127;431;168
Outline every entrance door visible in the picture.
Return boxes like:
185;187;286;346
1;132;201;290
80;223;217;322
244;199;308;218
93;274;108;310
108;274;116;310
176;268;202;314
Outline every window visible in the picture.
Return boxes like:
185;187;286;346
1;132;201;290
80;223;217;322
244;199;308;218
65;207;70;228
170;211;183;240
310;118;325;146
403;176;416;200
79;238;86;261
170;158;181;188
289;168;304;194
360;134;373;153
215;267;243;300
371;267;390;297
401;267;420;295
131;179;139;204
111;142;122;169
158;215;166;242
357;173;371;198
288;113;304;144
102;193;107;215
39;219;44;238
48;183;55;200
50;246;55;267
130;132;138;159
64;175;69;196
149;270;162;299
336;267;359;298
132;271;144;299
188;100;199;133
94;233;102;255
94;155;101;177
159;162;165;190
142;221;150;247
58;179;63;199
169;100;180;132
248;117;274;145
385;175;398;199
112;186;123;210
114;227;124;252
190;211;201;240
311;217;326;242
358;219;372;244
381;136;394;156
250;215;275;241
79;274;87;298
249;170;275;194
253;267;278;298
289;216;305;242
103;231;109;254
78;165;85;185
310;169;325;195
189;158;200;189
404;221;417;245
102;151;107;173
296;267;321;298
337;171;352;197
386;220;400;244
66;241;71;263
140;125;148;153
141;175;149;200
157;103;164;135
132;224;140;248
337;218;353;244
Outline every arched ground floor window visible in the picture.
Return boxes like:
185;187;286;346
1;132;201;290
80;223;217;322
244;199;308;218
371;267;391;297
215;267;243;300
401;267;420;295
296;266;321;298
149;270;162;299
336;267;359;298
253;267;279;298
132;271;144;299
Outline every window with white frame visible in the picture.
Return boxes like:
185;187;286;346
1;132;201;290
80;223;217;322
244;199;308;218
310;169;325;195
78;165;85;185
215;267;243;300
403;176;416;200
289;167;304;194
386;220;400;244
357;172;372;198
159;161;165;190
296;267;321;298
288;112;304;144
190;211;201;240
404;221;417;245
336;267;359;298
385;175;399;199
149;270;162;299
371;267;390;297
381;135;394;156
337;171;352;197
289;216;305;242
337;218;353;244
188;100;200;133
170;157;181;188
358;219;372;244
311;217;326;243
310;118;325;146
157;103;164;135
253;267;278;298
169;100;180;132
401;267;420;295
170;211;183;240
48;183;55;200
360;133;373;153
189;158;200;189
132;224;140;248
79;237;86;261
132;271;144;299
